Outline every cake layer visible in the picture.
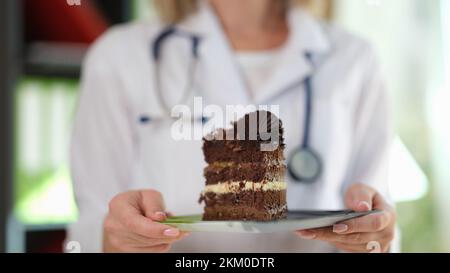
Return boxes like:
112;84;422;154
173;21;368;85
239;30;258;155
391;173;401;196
202;181;286;193
200;189;286;208
202;205;287;221
203;142;284;164
204;162;286;184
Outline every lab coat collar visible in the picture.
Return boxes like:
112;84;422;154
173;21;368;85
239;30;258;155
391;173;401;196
255;8;331;104
176;1;331;105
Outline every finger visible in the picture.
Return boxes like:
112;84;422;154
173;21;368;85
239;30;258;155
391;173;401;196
297;228;380;245
128;231;191;246
150;210;175;222
295;230;317;240
345;183;376;212
139;190;166;219
120;243;172;253
137;243;172;253
110;194;181;239
132;218;181;239
150;211;167;222
333;211;391;234
107;223;190;249
138;244;172;252
165;211;175;217
373;192;394;214
109;191;163;222
332;242;368;253
115;205;181;239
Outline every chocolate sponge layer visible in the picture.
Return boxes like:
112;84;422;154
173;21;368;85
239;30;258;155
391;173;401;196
202;205;287;221
204;163;286;184
202;110;285;164
200;190;286;208
200;190;287;221
203;141;284;164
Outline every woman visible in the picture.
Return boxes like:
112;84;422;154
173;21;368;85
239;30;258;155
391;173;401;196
69;0;397;252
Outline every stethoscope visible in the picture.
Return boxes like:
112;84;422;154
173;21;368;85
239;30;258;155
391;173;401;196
150;26;323;183
152;27;201;117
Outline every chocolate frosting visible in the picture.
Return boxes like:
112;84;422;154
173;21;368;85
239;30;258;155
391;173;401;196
204;110;284;146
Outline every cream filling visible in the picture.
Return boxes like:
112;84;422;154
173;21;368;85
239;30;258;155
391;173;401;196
267;204;288;215
209;160;284;168
203;181;286;194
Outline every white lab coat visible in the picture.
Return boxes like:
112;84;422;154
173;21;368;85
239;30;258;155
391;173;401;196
68;3;393;253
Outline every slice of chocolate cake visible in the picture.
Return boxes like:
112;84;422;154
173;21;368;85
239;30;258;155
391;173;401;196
199;110;287;221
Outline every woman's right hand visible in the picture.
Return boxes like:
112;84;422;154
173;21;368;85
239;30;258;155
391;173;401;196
103;189;189;252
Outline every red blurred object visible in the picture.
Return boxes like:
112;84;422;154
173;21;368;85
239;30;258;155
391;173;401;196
26;229;66;253
24;0;109;44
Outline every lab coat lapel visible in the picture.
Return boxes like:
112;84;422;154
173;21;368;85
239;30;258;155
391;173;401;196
178;3;251;107
253;9;331;104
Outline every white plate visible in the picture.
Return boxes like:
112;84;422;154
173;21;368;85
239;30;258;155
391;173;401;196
163;210;380;233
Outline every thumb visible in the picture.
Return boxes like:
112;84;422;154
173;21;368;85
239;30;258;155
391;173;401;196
139;190;167;221
344;183;375;212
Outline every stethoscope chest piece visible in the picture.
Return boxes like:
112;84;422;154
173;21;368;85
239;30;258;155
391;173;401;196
288;147;322;183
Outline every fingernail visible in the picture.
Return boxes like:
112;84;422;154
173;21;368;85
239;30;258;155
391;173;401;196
165;211;174;217
297;230;316;239
163;228;179;237
358;201;371;211
154;211;166;219
333;224;348;233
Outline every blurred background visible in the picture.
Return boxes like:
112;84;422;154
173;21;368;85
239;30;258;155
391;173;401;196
0;0;449;253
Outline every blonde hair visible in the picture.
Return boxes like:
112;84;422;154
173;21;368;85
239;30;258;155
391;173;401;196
153;0;332;24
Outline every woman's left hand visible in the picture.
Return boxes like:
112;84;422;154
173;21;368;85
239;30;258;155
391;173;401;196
295;183;396;253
